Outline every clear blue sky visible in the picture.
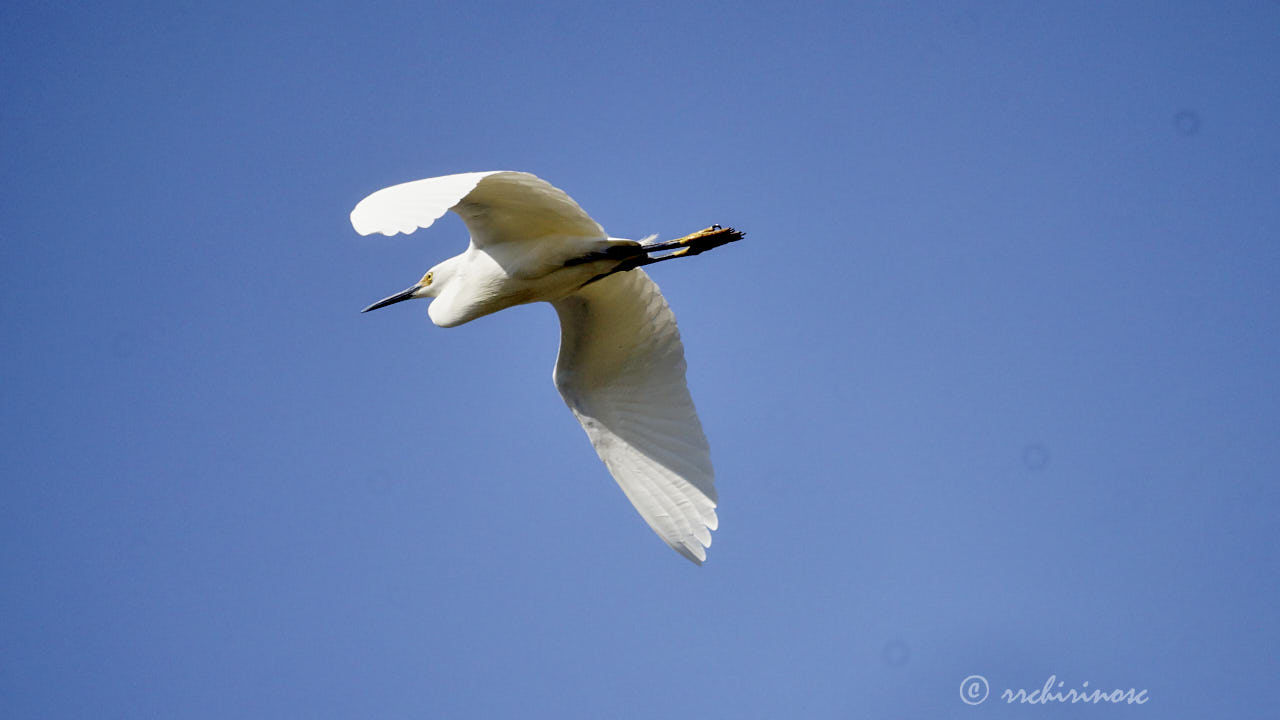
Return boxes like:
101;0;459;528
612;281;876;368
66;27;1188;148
3;1;1277;717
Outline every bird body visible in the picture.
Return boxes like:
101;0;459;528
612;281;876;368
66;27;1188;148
417;234;638;327
352;171;740;563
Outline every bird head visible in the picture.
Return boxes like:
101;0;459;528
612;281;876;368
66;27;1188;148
361;268;441;313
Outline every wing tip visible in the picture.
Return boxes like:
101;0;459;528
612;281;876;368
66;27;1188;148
671;528;713;565
675;543;707;565
349;202;389;236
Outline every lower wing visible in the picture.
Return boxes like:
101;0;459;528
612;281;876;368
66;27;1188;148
551;269;718;563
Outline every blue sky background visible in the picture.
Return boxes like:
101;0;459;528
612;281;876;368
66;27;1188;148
3;1;1278;717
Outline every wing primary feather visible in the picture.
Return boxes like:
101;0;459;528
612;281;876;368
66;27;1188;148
349;171;501;237
350;171;607;246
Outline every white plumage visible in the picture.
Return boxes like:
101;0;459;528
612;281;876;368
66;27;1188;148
352;171;735;563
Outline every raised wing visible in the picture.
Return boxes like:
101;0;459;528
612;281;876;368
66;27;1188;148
350;171;498;237
552;268;718;563
350;171;606;246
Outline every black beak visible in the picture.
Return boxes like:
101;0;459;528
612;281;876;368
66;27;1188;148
361;286;418;313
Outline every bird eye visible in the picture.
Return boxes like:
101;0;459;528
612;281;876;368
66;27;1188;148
421;271;433;286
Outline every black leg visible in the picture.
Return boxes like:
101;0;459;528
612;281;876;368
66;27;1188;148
579;226;744;286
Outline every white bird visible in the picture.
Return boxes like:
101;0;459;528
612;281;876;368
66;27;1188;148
351;171;741;563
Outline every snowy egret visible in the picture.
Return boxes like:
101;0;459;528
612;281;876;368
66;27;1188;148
351;171;741;563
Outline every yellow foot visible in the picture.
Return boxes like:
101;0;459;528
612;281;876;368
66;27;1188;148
669;225;745;255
